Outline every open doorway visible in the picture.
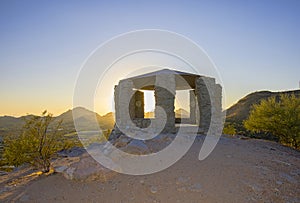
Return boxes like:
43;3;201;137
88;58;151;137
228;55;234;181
175;90;190;123
143;90;155;118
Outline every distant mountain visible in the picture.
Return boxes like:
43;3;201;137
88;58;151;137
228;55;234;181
0;115;35;136
0;107;115;137
226;89;300;133
175;108;190;118
98;112;115;129
144;108;189;119
144;112;155;118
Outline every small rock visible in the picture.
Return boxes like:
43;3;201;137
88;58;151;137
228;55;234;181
140;179;145;184
64;167;76;180
249;183;262;193
273;159;291;166
55;165;68;173
122;139;150;155
58;147;86;157
114;137;131;148
177;187;187;192
279;172;296;183
274;188;280;196
189;183;202;192
112;183;118;191
19;194;30;202
176;176;190;185
150;186;158;194
0;171;8;176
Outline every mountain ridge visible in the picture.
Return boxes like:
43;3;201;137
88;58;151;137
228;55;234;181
1;89;299;136
225;89;300;134
0;107;115;136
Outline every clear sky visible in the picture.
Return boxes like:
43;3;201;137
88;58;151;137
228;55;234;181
0;0;299;116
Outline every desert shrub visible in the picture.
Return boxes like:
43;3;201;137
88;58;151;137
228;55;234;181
2;111;68;172
244;94;300;149
223;123;237;135
104;129;112;140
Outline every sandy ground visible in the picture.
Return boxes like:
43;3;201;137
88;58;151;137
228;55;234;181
1;135;299;203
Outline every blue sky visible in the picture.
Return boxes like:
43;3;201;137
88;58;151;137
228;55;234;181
0;0;299;116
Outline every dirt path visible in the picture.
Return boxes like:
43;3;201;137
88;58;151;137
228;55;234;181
1;135;299;203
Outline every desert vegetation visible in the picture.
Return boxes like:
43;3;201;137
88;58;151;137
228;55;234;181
244;94;300;149
1;111;71;172
0;109;114;173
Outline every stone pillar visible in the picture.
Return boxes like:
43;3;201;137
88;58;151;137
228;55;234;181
195;76;222;134
195;77;214;133
189;90;196;124
114;84;121;135
114;79;136;131
114;85;120;122
129;90;136;120
134;91;144;119
212;84;223;133
155;74;176;133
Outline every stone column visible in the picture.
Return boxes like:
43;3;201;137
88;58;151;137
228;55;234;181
195;77;222;134
155;74;176;133
114;79;136;131
134;91;144;119
195;77;214;133
189;90;196;124
212;84;223;133
113;84;121;135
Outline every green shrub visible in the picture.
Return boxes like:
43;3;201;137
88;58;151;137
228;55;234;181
2;111;68;172
223;123;237;135
244;94;300;149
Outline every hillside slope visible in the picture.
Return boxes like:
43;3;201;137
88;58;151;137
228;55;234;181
226;89;300;132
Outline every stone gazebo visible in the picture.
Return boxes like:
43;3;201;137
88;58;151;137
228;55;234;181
114;69;222;134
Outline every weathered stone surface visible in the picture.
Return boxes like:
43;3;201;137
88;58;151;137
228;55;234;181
145;133;174;153
57;147;86;157
53;147;116;182
64;167;75;180
54;165;68;173
113;136;132;148
52;156;80;170
121;139;150;155
69;156;116;181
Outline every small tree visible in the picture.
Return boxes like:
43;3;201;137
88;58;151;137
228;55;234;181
3;111;65;172
244;94;300;149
